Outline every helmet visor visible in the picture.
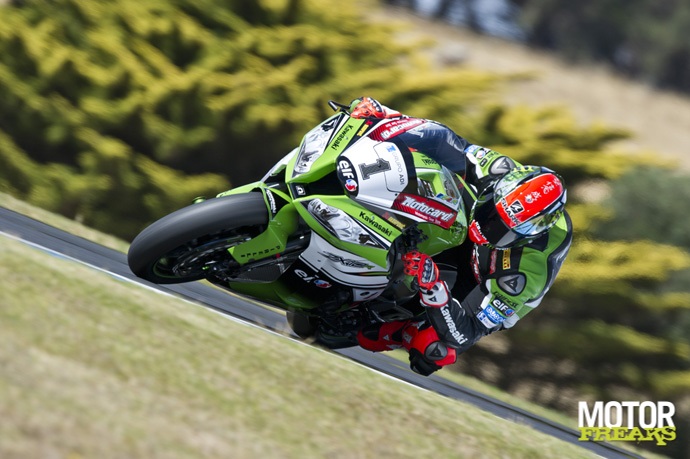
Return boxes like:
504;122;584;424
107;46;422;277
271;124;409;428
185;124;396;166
510;209;563;237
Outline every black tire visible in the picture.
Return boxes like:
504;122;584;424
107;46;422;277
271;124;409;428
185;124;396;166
127;193;269;284
286;311;319;338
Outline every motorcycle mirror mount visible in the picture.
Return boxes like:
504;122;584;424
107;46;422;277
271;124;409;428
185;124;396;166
328;100;351;113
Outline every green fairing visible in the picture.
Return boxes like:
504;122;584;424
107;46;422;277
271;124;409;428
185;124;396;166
294;195;399;270
228;278;320;311
196;115;467;312
227;204;299;264
216;184;298;265
416;222;466;256
286;116;366;184
412;152;443;171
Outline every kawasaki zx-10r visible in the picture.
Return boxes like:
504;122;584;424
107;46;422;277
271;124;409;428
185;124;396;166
127;101;470;348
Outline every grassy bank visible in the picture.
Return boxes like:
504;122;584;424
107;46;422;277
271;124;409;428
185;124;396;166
0;232;602;459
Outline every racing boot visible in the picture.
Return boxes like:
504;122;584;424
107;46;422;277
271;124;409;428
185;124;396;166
357;320;457;376
357;320;410;352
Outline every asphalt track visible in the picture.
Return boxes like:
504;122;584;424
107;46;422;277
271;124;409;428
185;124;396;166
0;206;643;459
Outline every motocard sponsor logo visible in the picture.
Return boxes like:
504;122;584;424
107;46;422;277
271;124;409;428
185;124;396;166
393;194;457;229
358;211;393;237
578;401;676;446
370;118;425;141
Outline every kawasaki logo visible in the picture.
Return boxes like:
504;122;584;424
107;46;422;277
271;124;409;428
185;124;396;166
331;124;353;150
441;306;467;345
358;211;393;237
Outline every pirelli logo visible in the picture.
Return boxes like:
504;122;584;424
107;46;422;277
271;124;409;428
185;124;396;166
502;249;511;270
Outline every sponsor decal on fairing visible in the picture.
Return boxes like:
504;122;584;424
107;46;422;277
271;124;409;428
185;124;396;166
337;158;359;195
330;124;353;151
392;193;457;229
295;269;332;289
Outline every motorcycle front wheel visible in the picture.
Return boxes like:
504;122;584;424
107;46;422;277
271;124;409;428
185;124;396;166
127;193;268;284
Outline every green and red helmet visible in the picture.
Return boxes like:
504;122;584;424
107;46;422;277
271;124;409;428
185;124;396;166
468;166;567;249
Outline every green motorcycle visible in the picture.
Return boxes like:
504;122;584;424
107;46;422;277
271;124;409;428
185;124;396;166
127;101;470;348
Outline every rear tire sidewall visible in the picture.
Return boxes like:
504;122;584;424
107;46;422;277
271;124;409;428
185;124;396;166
127;193;269;284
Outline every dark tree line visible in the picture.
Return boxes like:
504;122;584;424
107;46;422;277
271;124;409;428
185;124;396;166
388;0;690;93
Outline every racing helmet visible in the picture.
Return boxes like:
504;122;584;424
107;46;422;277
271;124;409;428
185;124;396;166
468;166;567;249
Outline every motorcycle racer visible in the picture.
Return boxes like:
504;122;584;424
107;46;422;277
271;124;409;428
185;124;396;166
348;97;573;376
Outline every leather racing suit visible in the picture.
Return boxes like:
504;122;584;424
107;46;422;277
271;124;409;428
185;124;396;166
353;102;573;375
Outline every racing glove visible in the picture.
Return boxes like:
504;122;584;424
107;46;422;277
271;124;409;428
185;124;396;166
402;251;451;309
349;97;401;119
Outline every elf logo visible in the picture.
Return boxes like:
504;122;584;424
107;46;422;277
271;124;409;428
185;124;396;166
338;159;356;180
338;158;359;194
295;269;332;288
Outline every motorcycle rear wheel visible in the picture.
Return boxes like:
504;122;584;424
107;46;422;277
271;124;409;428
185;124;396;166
127;193;268;284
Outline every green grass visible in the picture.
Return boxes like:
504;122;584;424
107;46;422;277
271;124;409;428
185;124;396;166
2;192;671;458
387;348;576;426
0;233;605;459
